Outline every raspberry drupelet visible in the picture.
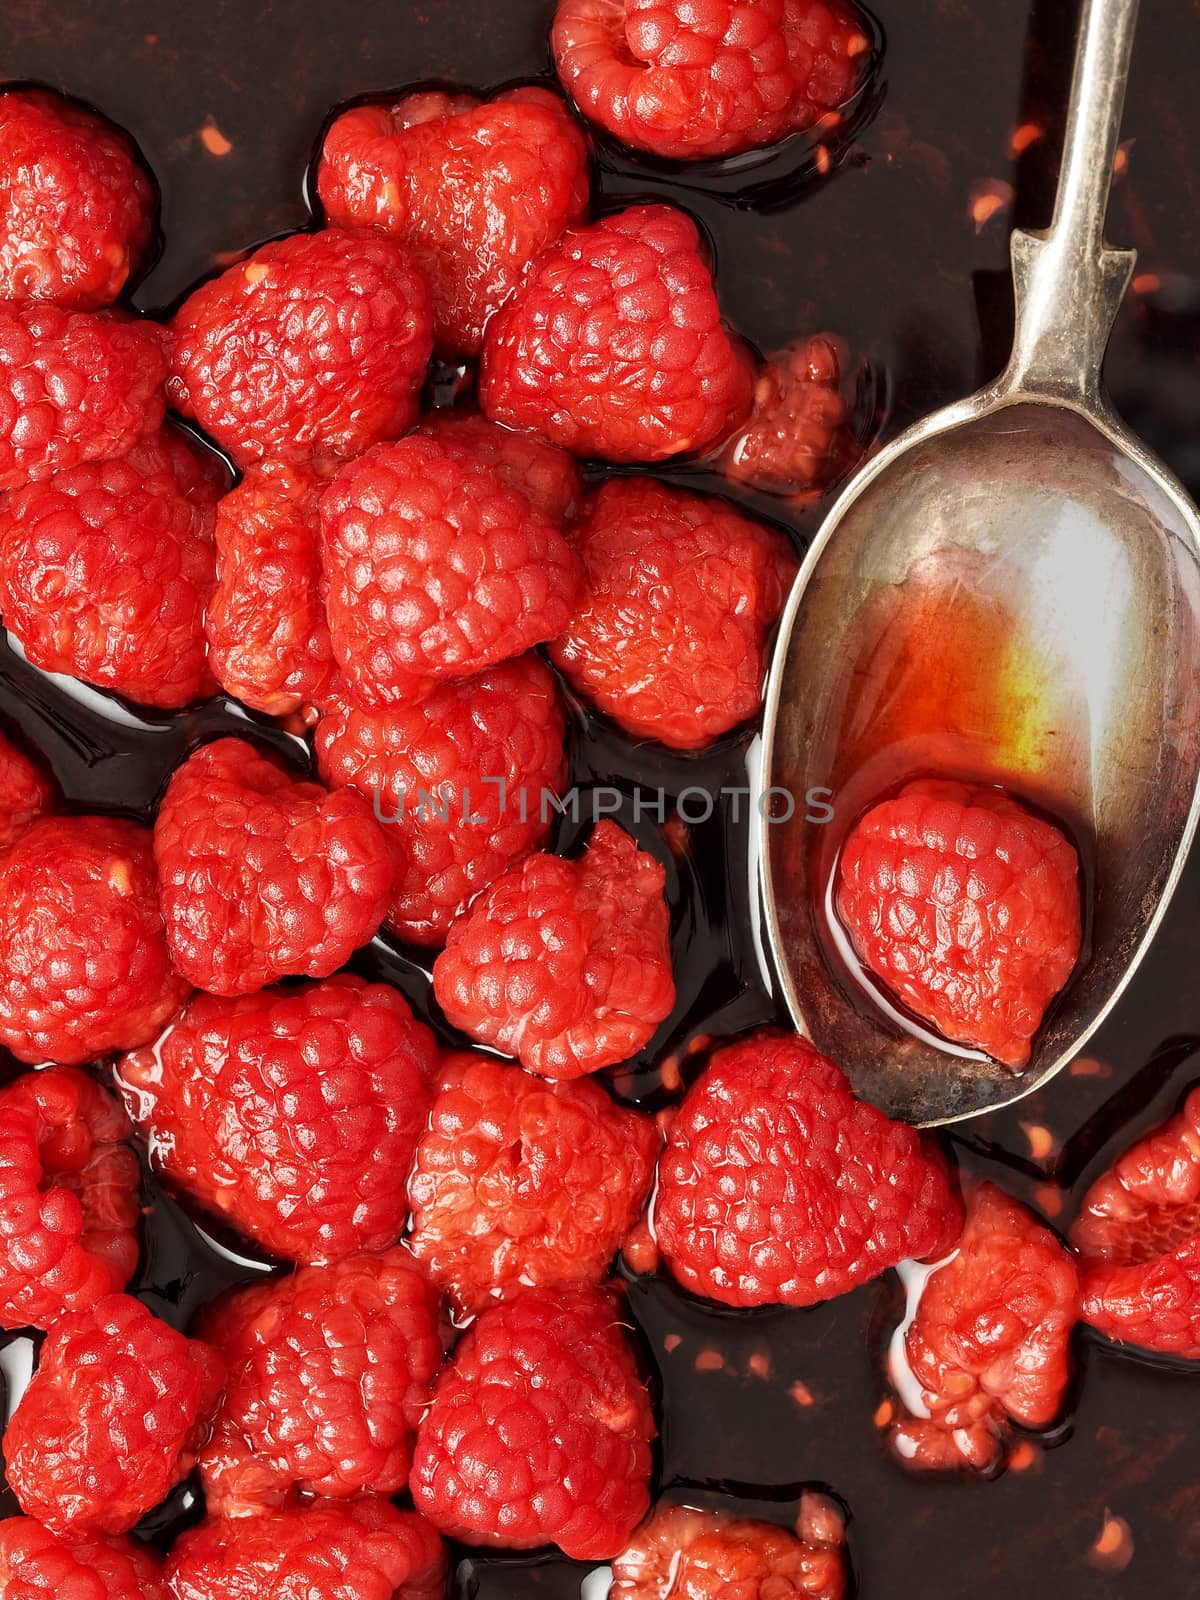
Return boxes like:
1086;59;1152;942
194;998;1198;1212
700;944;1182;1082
0;88;156;310
411;1284;655;1559
0;444;217;710
1070;1084;1200;1360
654;1031;963;1307
408;1051;660;1316
115;975;436;1265
887;1182;1079;1473
314;655;566;946
549;475;796;749
153;737;393;996
0;1517;167;1600
552;0;871;162
0;814;189;1066
319;435;579;709
836;779;1083;1069
433;821;676;1078
164;1501;446;1600
318;86;590;357
479;203;753;463
3;1293;224;1537
612;1498;849;1599
168;228;433;467
0;1067;140;1332
195;1249;443;1515
205;459;337;718
0;303;166;492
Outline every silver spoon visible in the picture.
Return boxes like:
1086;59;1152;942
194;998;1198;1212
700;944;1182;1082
756;0;1200;1127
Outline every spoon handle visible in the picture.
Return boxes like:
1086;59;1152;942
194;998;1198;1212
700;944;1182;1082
1005;0;1139;402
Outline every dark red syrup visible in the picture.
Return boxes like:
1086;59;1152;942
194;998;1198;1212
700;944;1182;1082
3;0;1200;1594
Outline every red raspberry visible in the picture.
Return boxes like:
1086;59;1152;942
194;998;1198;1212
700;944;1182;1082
0;1068;139;1331
319;437;579;709
317;87;590;358
0;815;188;1066
4;1293;224;1537
552;0;870;162
165;1501;446;1600
115;975;435;1263
835;779;1083;1070
0;730;53;850
168;229;433;468
479;204;753;463
414;411;583;526
612;1500;848;1599
195;1248;442;1515
0;304;166;492
408;1051;659;1315
0;1518;166;1600
0;448;216;710
205;460;337;717
315;655;566;946
655;1031;963;1307
153;738;392;995
1070;1085;1200;1360
411;1285;654;1558
125;423;232;507
887;1182;1079;1472
433;821;676;1078
549;476;795;749
721;335;860;497
0;89;155;310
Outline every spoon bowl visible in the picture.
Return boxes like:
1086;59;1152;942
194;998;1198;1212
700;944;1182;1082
757;0;1200;1124
760;395;1200;1125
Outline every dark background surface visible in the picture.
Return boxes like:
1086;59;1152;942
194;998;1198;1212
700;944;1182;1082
3;0;1200;1595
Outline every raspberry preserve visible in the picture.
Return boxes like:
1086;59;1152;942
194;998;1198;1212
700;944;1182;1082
2;0;1199;1595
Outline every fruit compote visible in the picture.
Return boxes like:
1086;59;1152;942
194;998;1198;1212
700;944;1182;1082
2;0;1198;1595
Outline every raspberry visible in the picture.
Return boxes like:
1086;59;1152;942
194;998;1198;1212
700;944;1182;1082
835;779;1083;1070
479;204;753;463
655;1031;963;1307
115;975;435;1264
414;411;583;526
887;1183;1079;1473
0;729;53;849
153;738;393;995
552;0;870;162
4;1293;224;1537
0;89;155;310
721;335;859;496
0;1518;166;1600
126;423;231;507
0;304;166;491
194;1248;442;1515
408;1051;659;1315
205;460;337;717
1070;1085;1200;1360
411;1285;654;1558
164;1501;446;1600
314;655;565;946
317;87;589;357
433;821;676;1078
611;1500;848;1599
168;229;433;467
549;476;795;749
0;447;216;710
0;815;188;1066
319;436;579;708
0;1068;139;1332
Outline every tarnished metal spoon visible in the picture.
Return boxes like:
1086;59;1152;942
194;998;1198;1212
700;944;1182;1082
757;0;1200;1126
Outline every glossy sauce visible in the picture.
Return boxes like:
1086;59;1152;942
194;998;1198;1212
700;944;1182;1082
2;0;1200;1594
